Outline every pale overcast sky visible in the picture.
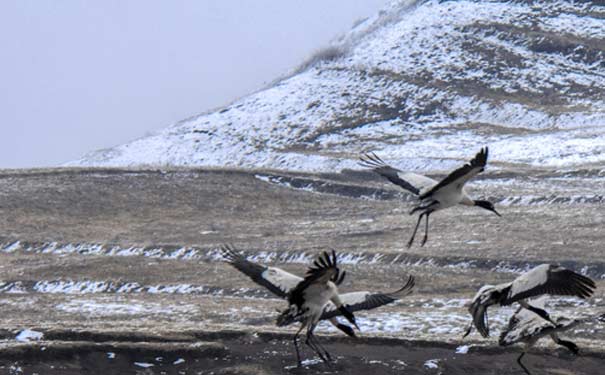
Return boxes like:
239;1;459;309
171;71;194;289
0;0;388;168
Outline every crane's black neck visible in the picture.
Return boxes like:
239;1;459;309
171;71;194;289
474;200;492;209
474;200;501;216
556;338;579;355
338;305;359;330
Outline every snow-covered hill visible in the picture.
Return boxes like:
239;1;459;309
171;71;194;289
69;0;605;172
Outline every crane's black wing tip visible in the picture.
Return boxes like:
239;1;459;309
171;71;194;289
219;243;241;261
472;146;489;168
388;275;415;296
419;146;489;199
359;152;387;169
572;272;596;289
558;269;596;298
307;250;338;273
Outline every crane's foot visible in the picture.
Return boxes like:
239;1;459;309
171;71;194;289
420;236;428;247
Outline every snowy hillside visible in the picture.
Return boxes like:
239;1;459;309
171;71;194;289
69;0;605;172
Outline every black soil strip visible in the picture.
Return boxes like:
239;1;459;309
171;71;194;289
0;329;603;375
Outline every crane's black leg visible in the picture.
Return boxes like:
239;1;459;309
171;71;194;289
517;352;531;375
311;334;332;362
293;324;305;367
420;212;431;246
305;325;329;365
407;212;425;248
304;334;323;363
308;335;329;364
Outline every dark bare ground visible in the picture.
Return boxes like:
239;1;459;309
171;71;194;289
0;167;603;374
0;331;603;375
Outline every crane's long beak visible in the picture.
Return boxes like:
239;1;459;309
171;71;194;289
475;201;502;217
462;322;473;338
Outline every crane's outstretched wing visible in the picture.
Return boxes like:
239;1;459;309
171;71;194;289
320;275;415;320
359;153;436;195
419;147;488;199
288;251;340;306
304;250;340;285
221;244;300;298
505;264;596;304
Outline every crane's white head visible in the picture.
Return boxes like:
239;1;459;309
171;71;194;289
465;284;507;338
471;285;499;304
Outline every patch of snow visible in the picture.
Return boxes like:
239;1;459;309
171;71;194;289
284;358;323;370
134;362;154;368
173;358;185;365
15;329;43;342
0;281;28;294
55;298;196;316
301;358;323;367
424;359;440;369
34;280;112;294
2;241;21;253
107;352;116;359
455;345;470;354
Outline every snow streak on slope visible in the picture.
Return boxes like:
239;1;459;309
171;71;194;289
69;0;605;172
4;240;605;278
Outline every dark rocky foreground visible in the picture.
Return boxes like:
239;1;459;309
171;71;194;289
0;330;603;375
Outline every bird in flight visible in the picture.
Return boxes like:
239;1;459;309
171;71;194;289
360;147;500;247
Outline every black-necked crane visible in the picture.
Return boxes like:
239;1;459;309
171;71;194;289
499;296;604;375
275;250;359;366
359;147;500;247
221;244;414;338
463;264;596;338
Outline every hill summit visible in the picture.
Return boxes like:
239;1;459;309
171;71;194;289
69;0;605;172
